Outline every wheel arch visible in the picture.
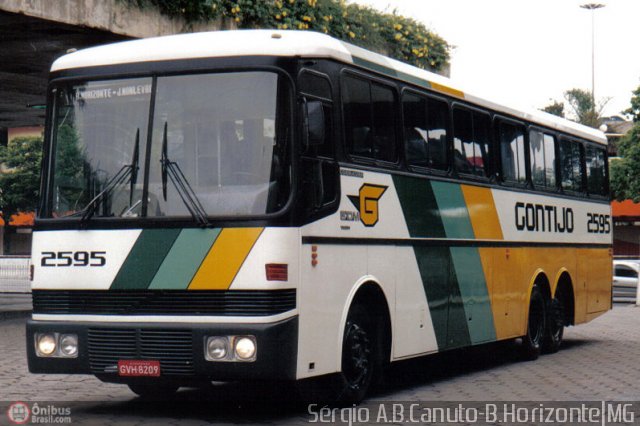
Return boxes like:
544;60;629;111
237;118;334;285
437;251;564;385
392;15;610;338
554;269;576;326
337;277;393;369
530;269;552;301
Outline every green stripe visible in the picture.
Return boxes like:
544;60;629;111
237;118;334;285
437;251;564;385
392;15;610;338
148;228;221;290
394;175;471;350
431;181;496;344
393;175;445;238
413;246;471;350
351;56;431;90
110;229;181;290
449;247;496;344
431;181;475;239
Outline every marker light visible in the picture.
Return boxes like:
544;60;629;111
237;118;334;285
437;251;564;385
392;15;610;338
265;264;288;281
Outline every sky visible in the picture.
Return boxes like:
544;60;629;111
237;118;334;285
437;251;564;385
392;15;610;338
355;0;640;119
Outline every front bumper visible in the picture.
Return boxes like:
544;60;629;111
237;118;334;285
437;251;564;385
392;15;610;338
27;316;298;383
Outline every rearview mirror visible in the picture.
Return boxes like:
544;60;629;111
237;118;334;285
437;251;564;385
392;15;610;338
302;99;325;150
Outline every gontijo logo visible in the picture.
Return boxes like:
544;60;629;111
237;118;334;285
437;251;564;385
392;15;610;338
348;184;388;227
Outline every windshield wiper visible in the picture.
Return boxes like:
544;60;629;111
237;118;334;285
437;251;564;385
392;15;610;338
78;129;140;221
160;122;210;227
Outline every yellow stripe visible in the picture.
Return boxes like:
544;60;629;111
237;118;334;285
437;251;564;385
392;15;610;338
430;82;464;99
188;228;263;290
460;185;503;240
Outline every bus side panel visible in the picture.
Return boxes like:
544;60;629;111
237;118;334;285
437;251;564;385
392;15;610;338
582;247;613;317
296;243;368;379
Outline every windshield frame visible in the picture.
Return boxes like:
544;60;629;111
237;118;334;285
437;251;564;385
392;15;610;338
38;61;297;228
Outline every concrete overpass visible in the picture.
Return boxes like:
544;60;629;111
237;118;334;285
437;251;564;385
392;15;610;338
0;0;227;133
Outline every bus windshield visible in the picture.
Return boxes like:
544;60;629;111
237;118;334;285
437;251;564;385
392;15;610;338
47;71;289;220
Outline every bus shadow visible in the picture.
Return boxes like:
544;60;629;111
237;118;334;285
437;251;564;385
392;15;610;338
374;338;593;396
81;339;596;423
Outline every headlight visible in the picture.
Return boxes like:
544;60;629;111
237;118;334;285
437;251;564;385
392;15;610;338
36;333;57;356
204;335;257;362
59;334;78;357
205;337;229;361
234;337;257;361
35;332;78;358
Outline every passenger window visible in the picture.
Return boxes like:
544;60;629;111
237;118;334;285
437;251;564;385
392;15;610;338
402;92;448;170
560;139;584;192
499;121;526;183
529;130;556;189
453;107;491;177
585;145;607;196
342;74;398;163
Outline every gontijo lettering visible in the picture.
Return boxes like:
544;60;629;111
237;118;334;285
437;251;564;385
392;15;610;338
514;202;574;233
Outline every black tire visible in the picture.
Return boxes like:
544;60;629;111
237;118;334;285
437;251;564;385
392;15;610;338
542;296;565;354
521;284;546;361
333;303;380;404
128;383;178;399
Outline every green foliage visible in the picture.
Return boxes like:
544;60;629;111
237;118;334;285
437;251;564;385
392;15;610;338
610;85;640;201
625;85;640;122
0;136;43;217
610;124;640;201
541;100;565;118
543;88;609;128
121;0;450;71
563;88;609;128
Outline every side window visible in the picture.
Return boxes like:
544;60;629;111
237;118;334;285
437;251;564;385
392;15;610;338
299;70;334;159
299;70;332;100
453;107;491;177
371;83;397;162
402;92;448;170
529;130;556;189
499;121;526;183
560;139;584;192
585;145;607;196
342;73;398;163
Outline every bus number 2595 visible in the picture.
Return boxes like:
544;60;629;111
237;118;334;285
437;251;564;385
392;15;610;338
40;251;106;267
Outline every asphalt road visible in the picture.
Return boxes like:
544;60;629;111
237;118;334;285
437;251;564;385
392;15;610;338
1;304;639;425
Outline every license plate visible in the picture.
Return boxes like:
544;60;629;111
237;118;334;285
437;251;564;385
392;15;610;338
118;360;161;377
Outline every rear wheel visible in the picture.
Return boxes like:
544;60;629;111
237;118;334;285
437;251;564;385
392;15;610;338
543;295;565;354
520;284;545;360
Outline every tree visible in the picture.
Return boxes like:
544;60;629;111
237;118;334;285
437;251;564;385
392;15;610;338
541;100;565;118
542;88;609;128
610;86;640;201
625;85;640;122
563;88;609;128
0;135;43;218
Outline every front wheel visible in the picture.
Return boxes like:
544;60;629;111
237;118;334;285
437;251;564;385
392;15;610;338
520;284;546;361
333;303;380;404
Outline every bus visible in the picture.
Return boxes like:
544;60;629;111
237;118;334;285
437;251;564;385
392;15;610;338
27;30;612;403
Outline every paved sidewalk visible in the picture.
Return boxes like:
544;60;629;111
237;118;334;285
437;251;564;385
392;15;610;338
0;292;32;320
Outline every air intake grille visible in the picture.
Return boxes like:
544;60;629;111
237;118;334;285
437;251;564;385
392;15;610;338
88;328;194;376
33;289;296;316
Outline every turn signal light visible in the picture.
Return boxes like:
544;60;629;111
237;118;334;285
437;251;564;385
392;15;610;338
265;263;288;281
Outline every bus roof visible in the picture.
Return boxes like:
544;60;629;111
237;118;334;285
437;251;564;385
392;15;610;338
52;30;607;145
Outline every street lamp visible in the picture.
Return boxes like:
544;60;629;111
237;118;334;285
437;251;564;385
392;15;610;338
580;3;605;114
